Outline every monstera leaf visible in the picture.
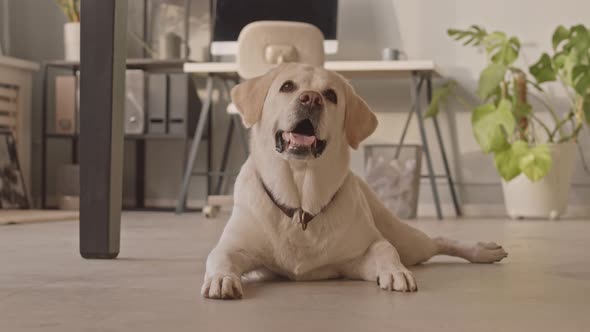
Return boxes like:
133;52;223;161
519;144;552;181
484;32;520;65
529;53;557;83
549;25;590;86
471;99;515;153
572;64;590;96
494;140;528;181
552;25;571;50
448;25;488;47
553;51;568;69
495;141;552;182
564;24;590;56
448;26;520;65
478;63;507;100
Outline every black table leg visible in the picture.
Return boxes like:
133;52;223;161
79;0;127;259
72;68;79;165
72;137;78;164
135;140;146;208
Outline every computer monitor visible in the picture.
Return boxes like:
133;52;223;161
211;0;339;56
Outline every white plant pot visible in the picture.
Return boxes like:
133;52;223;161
64;22;80;62
502;142;577;220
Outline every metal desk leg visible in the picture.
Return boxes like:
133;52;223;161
215;116;234;195
175;75;214;214
395;80;421;158
411;73;443;219
215;79;233;194
426;78;462;216
222;78;250;156
206;96;213;197
79;0;127;259
215;79;249;195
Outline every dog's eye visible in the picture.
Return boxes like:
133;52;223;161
280;81;296;93
323;89;337;104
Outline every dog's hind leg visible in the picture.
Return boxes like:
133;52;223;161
432;237;508;263
356;176;507;265
356;176;439;265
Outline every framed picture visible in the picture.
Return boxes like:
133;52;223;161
0;129;28;209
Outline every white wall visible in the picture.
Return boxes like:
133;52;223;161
7;0;590;215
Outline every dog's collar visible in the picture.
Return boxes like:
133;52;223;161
260;178;338;231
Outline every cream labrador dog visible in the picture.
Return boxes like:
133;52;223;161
202;63;507;299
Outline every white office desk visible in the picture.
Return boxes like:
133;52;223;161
183;60;443;78
176;60;459;219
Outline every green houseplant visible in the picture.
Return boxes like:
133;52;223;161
429;24;590;218
56;0;80;22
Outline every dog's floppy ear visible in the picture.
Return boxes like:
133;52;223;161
231;65;284;128
344;82;378;149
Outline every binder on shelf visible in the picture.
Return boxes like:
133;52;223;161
168;73;201;137
147;73;168;134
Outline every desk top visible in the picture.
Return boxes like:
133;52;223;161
45;58;187;71
183;60;442;79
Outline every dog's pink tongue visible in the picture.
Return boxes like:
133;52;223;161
290;133;316;146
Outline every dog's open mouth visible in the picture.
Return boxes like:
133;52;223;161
275;119;327;158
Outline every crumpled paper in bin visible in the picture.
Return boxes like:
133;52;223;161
365;155;417;218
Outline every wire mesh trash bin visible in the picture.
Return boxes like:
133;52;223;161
364;144;423;219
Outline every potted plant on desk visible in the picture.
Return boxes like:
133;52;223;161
429;24;590;219
56;0;81;61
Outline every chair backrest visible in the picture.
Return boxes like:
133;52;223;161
236;21;325;79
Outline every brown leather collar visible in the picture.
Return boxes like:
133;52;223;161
260;179;338;231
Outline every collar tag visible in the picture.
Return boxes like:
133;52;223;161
259;174;339;232
298;209;308;231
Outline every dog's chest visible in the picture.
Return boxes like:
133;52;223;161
264;188;380;279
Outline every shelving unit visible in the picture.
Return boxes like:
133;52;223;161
40;59;212;211
46;132;189;140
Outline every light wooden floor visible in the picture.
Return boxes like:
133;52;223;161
1;212;588;332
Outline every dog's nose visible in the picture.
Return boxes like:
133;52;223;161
298;91;323;107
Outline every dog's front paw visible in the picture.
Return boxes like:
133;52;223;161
201;273;243;299
376;267;417;292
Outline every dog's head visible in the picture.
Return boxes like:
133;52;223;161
231;63;377;161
